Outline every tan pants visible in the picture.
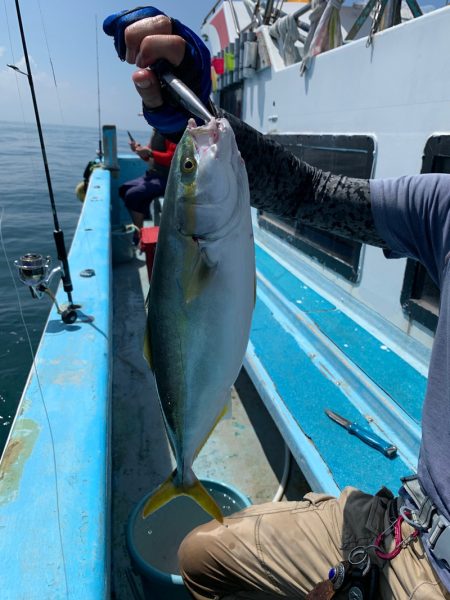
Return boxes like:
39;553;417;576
178;487;450;600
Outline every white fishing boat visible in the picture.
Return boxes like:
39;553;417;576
201;0;449;486
0;0;447;597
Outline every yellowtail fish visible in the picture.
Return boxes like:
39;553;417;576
143;117;255;522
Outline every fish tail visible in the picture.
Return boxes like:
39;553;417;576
142;469;224;523
188;473;224;523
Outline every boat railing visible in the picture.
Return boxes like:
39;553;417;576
228;0;242;34
207;0;426;90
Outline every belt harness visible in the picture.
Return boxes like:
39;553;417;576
307;477;450;599
401;475;450;569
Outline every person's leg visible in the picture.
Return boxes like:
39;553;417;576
179;489;355;599
122;173;166;228
130;209;144;229
119;175;145;200
179;488;450;600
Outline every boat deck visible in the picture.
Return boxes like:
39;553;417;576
110;247;310;599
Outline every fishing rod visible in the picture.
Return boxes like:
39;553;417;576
9;0;77;324
95;14;103;160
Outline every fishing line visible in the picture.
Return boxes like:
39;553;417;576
12;0;75;308
3;0;27;121
70;15;106;296
3;0;46;201
36;0;66;126
0;207;69;599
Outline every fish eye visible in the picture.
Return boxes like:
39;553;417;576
182;157;197;173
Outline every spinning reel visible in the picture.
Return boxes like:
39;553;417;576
14;253;79;324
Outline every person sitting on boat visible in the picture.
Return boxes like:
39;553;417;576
104;8;450;600
119;129;176;235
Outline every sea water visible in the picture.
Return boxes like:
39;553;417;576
0;120;148;456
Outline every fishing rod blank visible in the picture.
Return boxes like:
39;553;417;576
13;0;74;307
95;14;103;160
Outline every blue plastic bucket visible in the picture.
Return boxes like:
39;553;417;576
127;479;251;600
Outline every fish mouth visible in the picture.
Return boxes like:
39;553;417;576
187;118;220;148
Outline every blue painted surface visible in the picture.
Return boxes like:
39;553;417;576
248;243;426;495
0;167;112;599
255;245;427;423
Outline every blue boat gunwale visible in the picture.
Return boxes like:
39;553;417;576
0;164;113;599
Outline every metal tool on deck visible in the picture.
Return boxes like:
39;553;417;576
325;409;397;458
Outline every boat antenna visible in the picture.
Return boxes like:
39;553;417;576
10;0;75;309
95;14;103;160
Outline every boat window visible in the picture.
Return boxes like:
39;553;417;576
258;134;375;282
400;136;450;332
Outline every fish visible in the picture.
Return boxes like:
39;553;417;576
143;117;255;522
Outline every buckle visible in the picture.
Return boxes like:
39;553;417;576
429;515;450;569
400;476;436;530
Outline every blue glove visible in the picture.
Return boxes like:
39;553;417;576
103;7;211;135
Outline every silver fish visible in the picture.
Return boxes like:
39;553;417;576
143;117;255;522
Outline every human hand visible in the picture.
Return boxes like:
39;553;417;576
136;147;153;161
103;7;211;136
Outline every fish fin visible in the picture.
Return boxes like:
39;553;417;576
142;471;178;518
143;325;154;371
144;288;151;309
143;288;154;370
142;470;224;523
222;393;233;420
193;402;230;460
185;247;216;303
187;476;224;523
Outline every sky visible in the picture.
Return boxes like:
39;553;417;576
0;0;215;132
1;0;447;132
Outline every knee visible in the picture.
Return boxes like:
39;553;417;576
178;524;212;580
178;520;227;594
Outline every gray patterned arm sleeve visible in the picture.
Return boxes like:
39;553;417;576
224;111;388;248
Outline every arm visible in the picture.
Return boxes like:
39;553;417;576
151;140;177;168
103;9;386;248
223;111;387;248
129;140;153;161
371;174;450;285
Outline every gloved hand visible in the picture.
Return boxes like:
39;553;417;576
103;7;212;136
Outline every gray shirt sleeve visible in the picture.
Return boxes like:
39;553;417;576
370;174;450;286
